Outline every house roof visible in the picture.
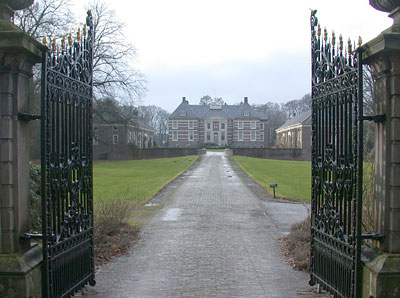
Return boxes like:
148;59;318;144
169;98;268;120
276;110;311;131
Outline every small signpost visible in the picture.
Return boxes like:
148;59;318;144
269;184;278;198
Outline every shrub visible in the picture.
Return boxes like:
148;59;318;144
281;216;311;271
93;198;140;266
29;164;42;232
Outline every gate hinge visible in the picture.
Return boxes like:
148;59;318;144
20;231;43;240
362;114;386;123
18;112;42;121
361;232;384;242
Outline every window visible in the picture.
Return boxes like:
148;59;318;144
93;126;99;131
238;131;243;141
238;121;243;129
93;135;98;145
207;122;211;130
260;133;264;141
113;125;118;131
113;135;118;144
221;133;225;141
221;123;225;130
251;121;256;129
260;123;264;130
244;111;249;117
172;121;178;129
188;130;194;141
251;131;256;141
189;121;194;129
297;130;302;148
180;110;186;117
173;131;178;141
207;131;211;141
213;121;219;131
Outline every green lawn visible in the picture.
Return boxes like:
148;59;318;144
94;156;197;204
233;156;311;202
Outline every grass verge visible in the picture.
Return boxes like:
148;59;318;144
94;156;198;204
233;156;311;202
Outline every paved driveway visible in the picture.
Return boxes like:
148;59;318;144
89;152;316;298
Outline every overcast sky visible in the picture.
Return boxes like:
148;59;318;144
72;0;392;112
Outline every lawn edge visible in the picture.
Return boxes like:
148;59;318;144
145;155;200;203
232;156;308;203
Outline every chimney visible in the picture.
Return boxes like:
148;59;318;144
182;96;186;103
244;97;248;104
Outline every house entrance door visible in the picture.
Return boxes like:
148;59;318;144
213;132;219;145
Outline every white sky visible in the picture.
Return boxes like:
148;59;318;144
72;0;392;112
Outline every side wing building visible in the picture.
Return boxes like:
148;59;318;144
168;97;269;148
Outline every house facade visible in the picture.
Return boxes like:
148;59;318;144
168;97;269;148
93;119;155;160
275;110;311;152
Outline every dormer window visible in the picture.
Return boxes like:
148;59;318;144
180;111;186;117
244;111;250;117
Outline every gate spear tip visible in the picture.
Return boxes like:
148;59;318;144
68;32;73;47
51;36;56;53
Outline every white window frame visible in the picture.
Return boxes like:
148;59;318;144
188;130;194;141
113;135;118;144
93;135;98;145
260;132;264;141
251;121;256;129
238;121;243;129
260;123;264;130
221;123;225;130
113;125;118;131
188;120;194;129
172;121;178;129
207;122;211;130
180;110;186;117
244;111;249;117
206;131;211;141
221;133;225;141
251;130;256;141
238;130;243;141
172;130;178;141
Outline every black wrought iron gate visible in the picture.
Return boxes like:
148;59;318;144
309;11;363;298
41;11;95;298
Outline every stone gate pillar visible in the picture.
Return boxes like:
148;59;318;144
0;1;44;297
361;1;400;297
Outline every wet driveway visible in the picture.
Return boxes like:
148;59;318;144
89;152;316;298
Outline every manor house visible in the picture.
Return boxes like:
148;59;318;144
168;97;269;148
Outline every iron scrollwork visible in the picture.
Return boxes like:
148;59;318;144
310;10;363;298
41;10;95;298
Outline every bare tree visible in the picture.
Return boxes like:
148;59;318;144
199;95;225;106
137;105;170;146
13;0;74;39
15;0;146;103
253;102;287;146
88;1;146;102
283;93;311;118
363;65;375;117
